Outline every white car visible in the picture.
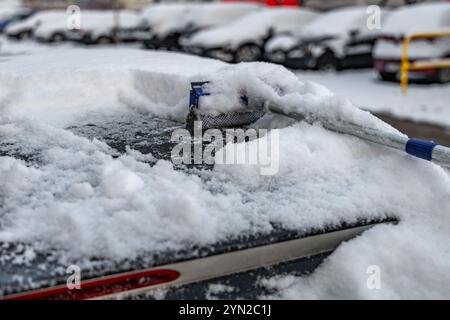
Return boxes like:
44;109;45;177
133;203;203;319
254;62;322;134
266;6;390;70
5;10;65;40
374;2;450;83
139;3;260;50
183;7;319;63
65;10;140;45
34;15;68;42
0;6;33;33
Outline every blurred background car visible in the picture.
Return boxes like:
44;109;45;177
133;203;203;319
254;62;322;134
66;10;140;44
182;7;319;63
140;3;260;51
265;6;390;70
137;3;196;50
374;2;450;83
303;0;428;10
0;6;33;34
4;10;65;40
33;13;68;42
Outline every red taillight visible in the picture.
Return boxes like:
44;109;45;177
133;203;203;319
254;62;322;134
3;269;180;300
222;0;299;6
420;68;437;75
374;60;384;69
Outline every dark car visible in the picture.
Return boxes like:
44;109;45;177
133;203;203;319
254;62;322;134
183;8;318;63
266;6;389;70
139;3;259;51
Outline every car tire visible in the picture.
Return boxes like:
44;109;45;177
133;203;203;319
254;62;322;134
316;51;339;71
379;71;397;82
96;36;114;45
143;40;158;50
267;50;286;64
437;68;450;84
18;31;30;40
234;44;262;63
50;33;66;43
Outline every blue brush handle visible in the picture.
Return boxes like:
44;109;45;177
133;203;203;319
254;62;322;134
268;104;450;168
405;139;437;161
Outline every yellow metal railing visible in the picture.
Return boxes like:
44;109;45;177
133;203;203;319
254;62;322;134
401;31;450;94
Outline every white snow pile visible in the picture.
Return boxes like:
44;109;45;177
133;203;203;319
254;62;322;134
0;49;450;298
0;49;225;127
199;62;398;135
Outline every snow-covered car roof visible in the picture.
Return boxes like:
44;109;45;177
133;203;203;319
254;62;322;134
72;10;140;36
140;3;198;37
185;8;319;49
33;10;139;39
379;3;450;36
373;3;450;60
184;3;261;29
5;10;65;34
0;6;31;21
137;3;260;37
300;6;385;39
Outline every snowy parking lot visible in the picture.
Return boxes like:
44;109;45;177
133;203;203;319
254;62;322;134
0;36;450;299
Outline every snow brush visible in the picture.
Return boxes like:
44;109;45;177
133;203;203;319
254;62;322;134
186;82;450;168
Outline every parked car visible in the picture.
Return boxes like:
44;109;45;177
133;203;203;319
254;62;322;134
0;7;33;33
373;2;450;83
5;10;65;40
66;10;140;45
140;3;260;50
183;7;319;63
265;6;389;70
34;16;68;43
303;0;427;11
